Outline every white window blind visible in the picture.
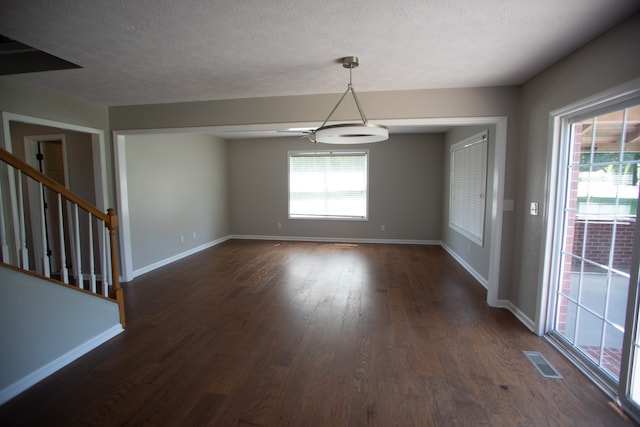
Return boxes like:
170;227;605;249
288;150;368;220
449;131;488;246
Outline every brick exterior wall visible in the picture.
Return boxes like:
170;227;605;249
572;220;635;271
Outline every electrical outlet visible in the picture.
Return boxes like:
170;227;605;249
277;222;282;229
192;232;197;240
381;225;385;231
180;234;184;243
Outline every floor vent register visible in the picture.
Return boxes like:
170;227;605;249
523;351;562;379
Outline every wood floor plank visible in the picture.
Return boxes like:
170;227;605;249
0;240;636;426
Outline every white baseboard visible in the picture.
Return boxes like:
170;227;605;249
495;299;536;332
0;324;123;406
438;243;536;332
229;234;441;246
439;242;489;289
132;237;230;279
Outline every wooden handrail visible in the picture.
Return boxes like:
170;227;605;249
0;148;110;224
0;147;125;326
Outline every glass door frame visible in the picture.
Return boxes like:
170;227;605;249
620;225;640;420
541;80;640;422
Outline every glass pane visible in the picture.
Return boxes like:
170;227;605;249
563;211;582;256
602;323;623;379
623;105;640;154
559;253;580;299
613;219;636;274
574;118;595;159
631;346;640;406
450;136;487;244
607;271;630;329
577;166;626;219
592;110;624;158
557;102;640;402
582;221;613;267
556;295;578;342
289;152;368;219
631;267;640;405
576;308;604;365
579;263;608;317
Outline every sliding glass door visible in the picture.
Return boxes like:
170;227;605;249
548;98;640;419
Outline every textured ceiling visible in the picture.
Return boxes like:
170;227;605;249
0;0;638;107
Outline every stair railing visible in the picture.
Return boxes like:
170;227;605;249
0;147;125;326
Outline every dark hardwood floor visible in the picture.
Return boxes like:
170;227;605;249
0;240;635;426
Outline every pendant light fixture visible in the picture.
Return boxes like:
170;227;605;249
312;56;388;144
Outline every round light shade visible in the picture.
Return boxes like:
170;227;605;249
314;123;389;144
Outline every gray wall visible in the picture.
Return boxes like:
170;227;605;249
2;12;636;339
110;86;519;130
442;125;497;282
7;122;96;203
0;80;109;131
513;12;640;323
124;133;229;271
0;264;121;403
109;84;519;300
0;79;115;207
228;133;444;241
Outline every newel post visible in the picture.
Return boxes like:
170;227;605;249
107;208;126;327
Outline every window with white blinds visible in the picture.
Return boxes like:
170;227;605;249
288;150;368;220
449;131;488;246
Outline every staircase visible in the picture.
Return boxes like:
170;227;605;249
0;147;125;326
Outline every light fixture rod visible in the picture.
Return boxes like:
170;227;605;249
350;85;368;124
320;85;353;129
312;56;388;144
319;61;368;128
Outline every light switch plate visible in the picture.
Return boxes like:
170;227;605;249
530;202;539;216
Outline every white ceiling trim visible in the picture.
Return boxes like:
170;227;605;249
112;117;505;139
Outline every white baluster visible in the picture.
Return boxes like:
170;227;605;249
73;204;82;288
102;226;109;296
58;194;69;283
88;212;96;293
17;171;29;269
38;182;50;278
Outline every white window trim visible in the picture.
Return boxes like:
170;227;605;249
540;77;640;336
540;79;640;423
288;149;369;221
449;131;488;246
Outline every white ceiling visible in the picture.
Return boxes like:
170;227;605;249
0;0;638;109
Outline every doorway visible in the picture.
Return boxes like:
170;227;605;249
1;112;110;282
37;139;65;276
26;138;72;278
547;95;640;417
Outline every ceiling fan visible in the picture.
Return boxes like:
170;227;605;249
277;126;317;141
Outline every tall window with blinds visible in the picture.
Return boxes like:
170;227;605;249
449;131;488;246
288;150;368;220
